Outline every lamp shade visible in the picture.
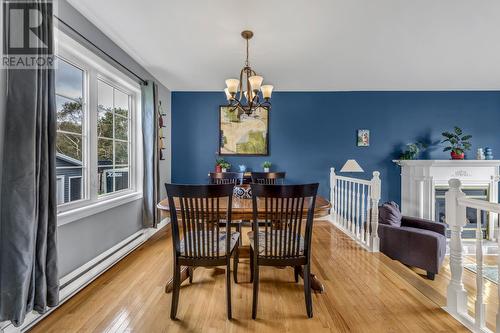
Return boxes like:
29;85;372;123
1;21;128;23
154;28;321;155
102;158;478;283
261;85;273;99
225;79;239;94
249;75;263;91
340;159;364;172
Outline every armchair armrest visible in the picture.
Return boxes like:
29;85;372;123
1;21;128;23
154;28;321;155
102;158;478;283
401;216;446;236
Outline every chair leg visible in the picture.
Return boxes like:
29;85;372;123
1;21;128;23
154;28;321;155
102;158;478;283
233;243;239;284
249;247;254;283
294;266;300;283
426;271;435;280
170;263;181;320
226;258;232;320
303;264;313;318
188;267;194;284
252;264;259;319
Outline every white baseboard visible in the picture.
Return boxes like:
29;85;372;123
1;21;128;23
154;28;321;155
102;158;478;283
0;218;170;333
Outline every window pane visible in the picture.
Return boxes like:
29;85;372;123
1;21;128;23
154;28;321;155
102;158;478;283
69;177;83;202
114;141;128;165
114;89;129;117
56;166;83;204
56;133;83;162
98;166;114;195
56;176;65;204
97;108;113;138
57;95;82;134
113;167;129;192
114;116;128;140
55;58;83;100
98;80;113;111
98;138;113;165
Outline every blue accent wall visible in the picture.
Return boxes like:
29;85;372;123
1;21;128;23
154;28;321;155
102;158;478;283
172;91;500;201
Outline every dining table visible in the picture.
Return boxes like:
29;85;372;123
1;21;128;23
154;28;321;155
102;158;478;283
157;189;331;293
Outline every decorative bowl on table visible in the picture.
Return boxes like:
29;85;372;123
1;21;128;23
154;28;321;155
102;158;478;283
233;186;252;199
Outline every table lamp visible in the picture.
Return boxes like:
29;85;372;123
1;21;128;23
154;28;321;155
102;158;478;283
340;159;364;173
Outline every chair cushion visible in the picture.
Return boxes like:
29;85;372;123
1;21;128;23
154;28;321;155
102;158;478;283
379;201;402;227
180;231;240;257
248;231;305;256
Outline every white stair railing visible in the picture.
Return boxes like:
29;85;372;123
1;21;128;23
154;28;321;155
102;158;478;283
446;178;500;332
330;168;381;252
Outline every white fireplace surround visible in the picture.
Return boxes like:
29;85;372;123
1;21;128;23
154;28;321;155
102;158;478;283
394;160;500;239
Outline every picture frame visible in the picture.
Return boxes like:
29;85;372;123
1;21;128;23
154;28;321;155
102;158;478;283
218;106;269;156
357;129;370;147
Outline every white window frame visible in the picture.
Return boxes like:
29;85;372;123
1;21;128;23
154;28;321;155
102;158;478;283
56;31;143;226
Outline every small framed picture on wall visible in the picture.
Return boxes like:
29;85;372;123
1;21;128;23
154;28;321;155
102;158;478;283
357;129;370;147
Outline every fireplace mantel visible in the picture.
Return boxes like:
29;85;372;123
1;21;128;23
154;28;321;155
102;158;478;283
393;159;500;239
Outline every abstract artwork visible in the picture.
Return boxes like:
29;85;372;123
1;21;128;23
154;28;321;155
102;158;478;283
219;106;269;155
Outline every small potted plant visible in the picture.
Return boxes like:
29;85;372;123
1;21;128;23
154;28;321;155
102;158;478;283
220;161;231;172
400;142;427;160
442;126;472;160
215;158;225;172
262;161;272;172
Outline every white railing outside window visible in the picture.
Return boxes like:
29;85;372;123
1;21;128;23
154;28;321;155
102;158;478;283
445;178;500;332
330;168;381;252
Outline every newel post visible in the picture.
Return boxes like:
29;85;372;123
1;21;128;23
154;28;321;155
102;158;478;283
370;171;381;252
330;168;337;223
445;178;468;315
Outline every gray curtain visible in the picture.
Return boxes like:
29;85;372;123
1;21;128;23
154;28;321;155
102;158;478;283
142;81;159;228
0;1;59;326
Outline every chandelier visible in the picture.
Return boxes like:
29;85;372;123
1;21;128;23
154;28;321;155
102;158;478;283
224;30;273;115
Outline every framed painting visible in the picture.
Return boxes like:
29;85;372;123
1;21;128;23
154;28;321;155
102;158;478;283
219;106;269;156
357;129;370;147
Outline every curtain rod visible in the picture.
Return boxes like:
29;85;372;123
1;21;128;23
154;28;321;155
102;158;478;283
54;15;148;86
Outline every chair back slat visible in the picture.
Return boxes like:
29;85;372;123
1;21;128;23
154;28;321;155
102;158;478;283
165;184;234;259
209;172;244;185
251;172;286;185
251;183;319;259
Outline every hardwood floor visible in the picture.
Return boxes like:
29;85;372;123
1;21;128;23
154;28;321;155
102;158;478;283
30;221;467;333
395;253;499;332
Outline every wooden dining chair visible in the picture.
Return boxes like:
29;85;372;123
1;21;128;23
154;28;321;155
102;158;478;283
209;172;244;185
249;183;319;319
250;171;286;184
165;183;240;320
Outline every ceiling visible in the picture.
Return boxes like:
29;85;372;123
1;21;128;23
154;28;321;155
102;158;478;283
69;0;500;91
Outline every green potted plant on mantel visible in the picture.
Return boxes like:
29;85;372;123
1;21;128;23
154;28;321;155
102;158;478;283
400;142;427;160
442;126;472;160
220;161;231;172
262;161;272;172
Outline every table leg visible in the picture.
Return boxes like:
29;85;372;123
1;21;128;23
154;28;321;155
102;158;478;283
297;267;324;293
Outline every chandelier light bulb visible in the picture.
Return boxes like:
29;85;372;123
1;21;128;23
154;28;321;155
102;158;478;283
225;79;239;94
249;75;263;92
261;85;274;99
224;88;232;101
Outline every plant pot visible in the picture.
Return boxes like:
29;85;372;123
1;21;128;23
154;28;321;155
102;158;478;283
264;167;270;173
222;168;227;172
451;151;465;160
215;165;222;173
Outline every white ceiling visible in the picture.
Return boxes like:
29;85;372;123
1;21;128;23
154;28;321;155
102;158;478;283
69;0;500;91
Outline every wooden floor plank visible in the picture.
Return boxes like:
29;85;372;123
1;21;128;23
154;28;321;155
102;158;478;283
30;221;468;333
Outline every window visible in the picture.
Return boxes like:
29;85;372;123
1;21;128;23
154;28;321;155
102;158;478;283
97;80;131;195
55;31;142;223
55;57;86;204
